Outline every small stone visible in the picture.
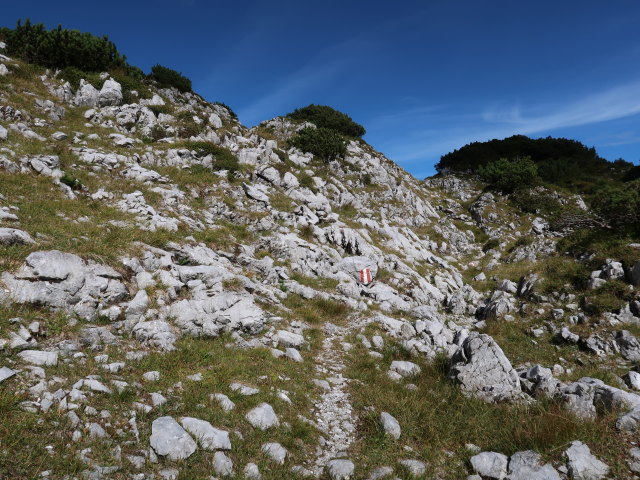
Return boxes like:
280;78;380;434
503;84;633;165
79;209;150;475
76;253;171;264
245;403;279;430
244;462;262;479
368;466;393;480
470;452;508;479
261;442;287;464
213;451;234;477
143;371;160;382
211;393;235;412
389;361;421;378
230;382;259;395
399;459;426;476
380;412;401;439
327;459;355;480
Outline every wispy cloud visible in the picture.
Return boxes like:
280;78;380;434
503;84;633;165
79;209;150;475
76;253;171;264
377;80;640;176
237;58;347;126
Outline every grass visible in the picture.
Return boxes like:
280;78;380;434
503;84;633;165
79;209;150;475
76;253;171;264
0;334;322;480
346;334;633;479
282;293;352;325
289;274;340;292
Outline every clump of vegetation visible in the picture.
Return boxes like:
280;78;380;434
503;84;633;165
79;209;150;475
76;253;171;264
1;19;127;72
290;127;346;162
150;64;192;92
482;238;500;252
287;104;366;137
60;173;81;190
478;156;539;193
590;181;640;228
182;141;240;174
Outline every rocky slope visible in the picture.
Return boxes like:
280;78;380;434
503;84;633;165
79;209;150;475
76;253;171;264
1;48;640;480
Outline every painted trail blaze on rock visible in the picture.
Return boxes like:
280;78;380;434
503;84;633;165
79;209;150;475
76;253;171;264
359;267;372;284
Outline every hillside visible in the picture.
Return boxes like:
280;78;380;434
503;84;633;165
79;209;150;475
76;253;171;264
1;26;640;480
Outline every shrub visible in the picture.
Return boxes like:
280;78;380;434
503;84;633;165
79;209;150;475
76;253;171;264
590;182;640;228
182;141;239;173
287;104;365;137
1;20;127;72
150;64;192;92
478;156;539;193
290;127;346;162
60;173;81;190
482;238;500;252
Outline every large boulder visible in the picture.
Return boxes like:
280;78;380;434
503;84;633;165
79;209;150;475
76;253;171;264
1;250;128;320
335;256;378;283
448;333;522;403
74;79;99;107
98;78;123;107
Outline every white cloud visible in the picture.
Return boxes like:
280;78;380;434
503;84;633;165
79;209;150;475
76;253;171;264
384;80;640;169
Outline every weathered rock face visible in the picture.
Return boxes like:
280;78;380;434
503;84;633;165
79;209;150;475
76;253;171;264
1;250;128;320
448;333;523;403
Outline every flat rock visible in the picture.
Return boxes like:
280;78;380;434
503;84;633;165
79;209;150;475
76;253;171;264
150;416;197;461
389;360;421;378
507;450;561;480
0;228;35;246
0;366;18;383
180;417;231;450
17;350;58;366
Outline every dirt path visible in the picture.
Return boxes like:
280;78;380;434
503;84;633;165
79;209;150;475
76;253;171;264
311;319;367;475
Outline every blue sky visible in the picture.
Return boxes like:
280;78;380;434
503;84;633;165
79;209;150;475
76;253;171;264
3;0;640;177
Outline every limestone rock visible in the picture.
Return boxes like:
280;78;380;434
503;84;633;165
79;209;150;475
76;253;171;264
470;452;508;479
150;416;197;461
565;441;609;480
448;333;522;403
180;417;231;450
245;403;279;430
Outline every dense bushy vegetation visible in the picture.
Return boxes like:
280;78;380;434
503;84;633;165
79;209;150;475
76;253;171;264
289;127;347;162
150;64;192;93
478;156;539;193
287;104;366;137
182;141;240;173
0;20;192;100
437;135;634;189
0;19;127;72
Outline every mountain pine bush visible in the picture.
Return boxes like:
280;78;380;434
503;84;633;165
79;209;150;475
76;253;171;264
287;104;366;137
290;127;347;162
150;64;192;93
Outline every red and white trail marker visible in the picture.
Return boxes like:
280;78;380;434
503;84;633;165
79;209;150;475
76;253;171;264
359;268;373;285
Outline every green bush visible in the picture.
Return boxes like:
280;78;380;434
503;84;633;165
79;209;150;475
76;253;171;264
1;20;127;72
482;238;500;252
182;141;239;173
287;104;365;137
60;173;81;190
150;64;192;92
290;127;346;162
590;182;640;228
478;156;539;193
